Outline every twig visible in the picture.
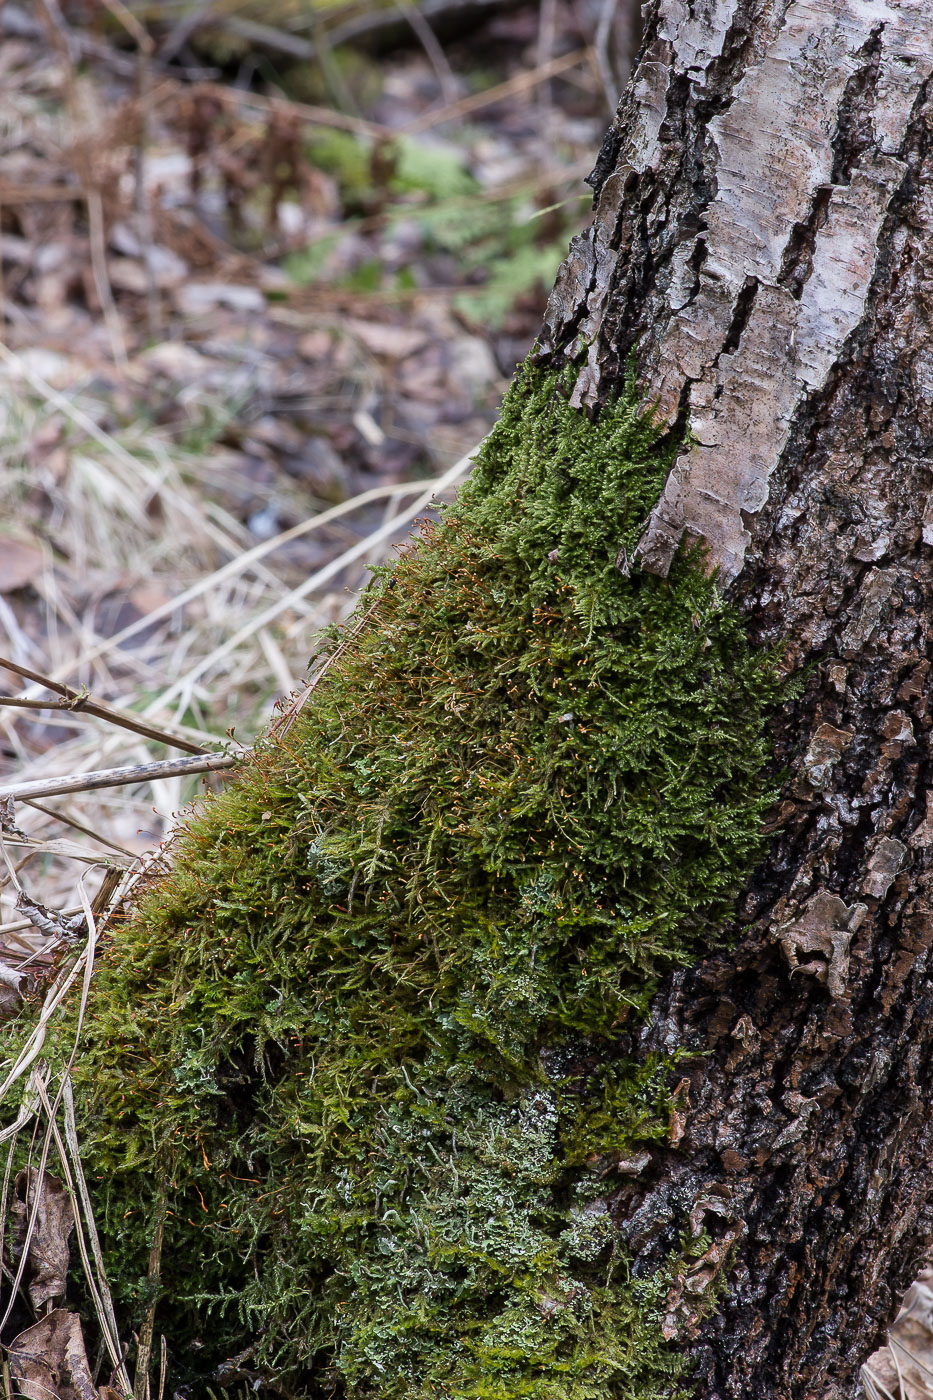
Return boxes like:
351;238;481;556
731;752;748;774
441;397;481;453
594;0;621;113
193;81;388;141
157;0;218;64
0;184;84;203
403;47;592;135
36;0;79;65
0;753;240;803
97;0;153;51
214;13;317;60
0;656;208;755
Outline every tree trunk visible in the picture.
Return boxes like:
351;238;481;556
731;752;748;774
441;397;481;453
20;6;933;1399
538;2;933;1394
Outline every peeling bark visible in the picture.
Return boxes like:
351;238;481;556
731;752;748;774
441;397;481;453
539;0;932;582
539;2;933;1395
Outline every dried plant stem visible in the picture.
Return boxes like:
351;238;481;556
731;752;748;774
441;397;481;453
133;1193;166;1400
62;1078;133;1394
22;800;137;859
0;910;81;939
0;752;239;803
395;0;458;104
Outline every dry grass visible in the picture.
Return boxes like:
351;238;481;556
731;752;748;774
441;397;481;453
0;356;472;942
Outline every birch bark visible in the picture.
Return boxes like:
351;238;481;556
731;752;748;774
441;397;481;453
539;2;933;1393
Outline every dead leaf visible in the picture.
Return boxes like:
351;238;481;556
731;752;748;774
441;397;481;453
0;538;44;594
15;892;86;942
174;281;264;315
343;318;429;360
862;1265;933;1399
9;1309;99;1400
12;1171;75;1314
0;795;27;838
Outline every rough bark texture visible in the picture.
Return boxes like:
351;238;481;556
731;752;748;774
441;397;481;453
538;2;933;1396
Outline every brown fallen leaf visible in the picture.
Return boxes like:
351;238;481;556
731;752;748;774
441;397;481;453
9;1309;100;1400
862;1264;933;1398
343;317;429;360
0;538;44;594
12;1170;75;1314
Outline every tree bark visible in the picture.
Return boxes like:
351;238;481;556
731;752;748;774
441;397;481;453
538;2;933;1395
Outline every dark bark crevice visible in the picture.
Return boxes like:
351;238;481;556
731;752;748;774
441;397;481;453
831;27;885;187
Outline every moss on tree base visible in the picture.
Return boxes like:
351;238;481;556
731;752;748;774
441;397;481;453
8;367;785;1396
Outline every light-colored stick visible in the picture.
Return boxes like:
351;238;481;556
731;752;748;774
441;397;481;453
0;752;239;802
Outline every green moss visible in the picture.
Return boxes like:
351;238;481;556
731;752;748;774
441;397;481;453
8;365;783;1396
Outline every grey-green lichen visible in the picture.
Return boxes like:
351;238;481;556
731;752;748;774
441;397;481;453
8;365;784;1396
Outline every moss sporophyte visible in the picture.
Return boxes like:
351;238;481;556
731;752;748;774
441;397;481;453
8;366;785;1395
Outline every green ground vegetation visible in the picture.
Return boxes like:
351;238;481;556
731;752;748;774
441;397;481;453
8;366;785;1396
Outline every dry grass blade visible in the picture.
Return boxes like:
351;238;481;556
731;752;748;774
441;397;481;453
0;874;132;1390
48;478;452;687
0;753;240;803
0;863;139;1386
144;446;477;717
0;342;298;601
22;801;136;860
62;1079;132;1394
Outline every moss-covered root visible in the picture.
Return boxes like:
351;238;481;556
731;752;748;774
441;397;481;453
15;367;784;1396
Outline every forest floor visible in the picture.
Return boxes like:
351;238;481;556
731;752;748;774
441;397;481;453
0;0;631;953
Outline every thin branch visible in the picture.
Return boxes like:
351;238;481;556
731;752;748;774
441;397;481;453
0;753;240;803
403;47;592;135
395;0;458;105
0;656;208;755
